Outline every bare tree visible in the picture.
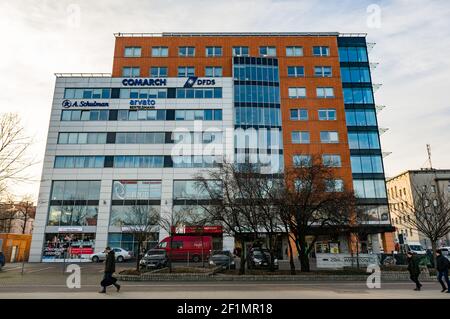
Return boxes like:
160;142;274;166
281;159;357;272
194;162;261;275
121;205;160;271
0;201;15;232
0;113;36;197
396;186;450;267
8;195;35;234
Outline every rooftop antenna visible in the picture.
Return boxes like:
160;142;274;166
426;144;433;169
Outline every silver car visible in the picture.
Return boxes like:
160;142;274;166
90;247;132;263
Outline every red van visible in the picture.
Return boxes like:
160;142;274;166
157;236;212;262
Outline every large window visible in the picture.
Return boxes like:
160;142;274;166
343;88;374;104
353;179;387;198
325;179;344;192
178;46;195;57
112;180;161;200
313;46;330;56
348;132;380;149
320;131;339;143
120;88;167;99
122;67;140;77
178;66;195;77
151;46;168;57
173;180;220;200
338;46;368;62
51;180;101;201
350;155;383;173
113;156;164;168
259;46;276;57
286;46;303;57
150;67;168;77
292;131;310;144
293;155;311;167
322;155;342;167
235;107;281;126
54;156;105;168
124;47;141;57
345;109;377;126
205;46;222;57
316;87;334;98
318;109;336;121
176;88;222;99
287;66;304;77
110;205;160;227
58;132;107;144
290;108;308;121
288;87;306;99
341;67;371;83
233;65;279;82
314;66;332;77
205;66;222;77
64;88;110;99
172;156;222;168
116;132;165;144
232;46;249;57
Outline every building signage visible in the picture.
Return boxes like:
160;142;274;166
316;253;379;269
184;77;216;88
171;225;223;234
122;78;167;86
62;99;109;108
129;99;156;109
58;226;83;233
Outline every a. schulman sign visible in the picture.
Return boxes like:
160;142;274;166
62;100;109;108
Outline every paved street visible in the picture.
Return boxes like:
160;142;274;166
1;263;450;299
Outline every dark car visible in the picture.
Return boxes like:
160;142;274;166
209;250;236;269
0;252;5;270
139;249;168;270
247;248;278;270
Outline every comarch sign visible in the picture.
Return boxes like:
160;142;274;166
62;100;109;108
122;78;167;86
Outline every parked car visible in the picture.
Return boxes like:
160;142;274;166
157;236;212;262
0;252;5;270
209;250;236;269
139;249;168;269
90;247;132;263
401;242;426;255
247;248;278;270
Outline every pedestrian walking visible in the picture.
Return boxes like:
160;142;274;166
99;247;121;293
435;249;450;293
406;251;422;291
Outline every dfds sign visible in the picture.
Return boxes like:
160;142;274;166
122;78;167;86
184;77;216;88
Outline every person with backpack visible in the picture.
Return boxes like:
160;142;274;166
435;249;450;293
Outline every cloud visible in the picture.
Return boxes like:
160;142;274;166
0;0;449;198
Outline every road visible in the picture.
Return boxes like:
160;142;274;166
1;263;449;299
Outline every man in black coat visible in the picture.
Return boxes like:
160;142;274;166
99;247;121;293
407;251;422;291
435;249;450;293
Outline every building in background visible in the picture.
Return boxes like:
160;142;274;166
0;201;35;235
387;169;450;248
30;32;394;262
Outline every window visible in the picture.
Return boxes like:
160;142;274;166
316;87;334;98
178;66;195;77
150;67;167;77
314;66;332;77
353;179;387;198
320;131;339;143
173;180;219;200
345;109;377;126
205;46;222;57
58;132;106;144
343;88;374;104
290;109;308;121
54;156;105;168
259;46;276;57
325;179;344;192
178;46;195;57
448;182;450;193
350;155;383;173
286;46;303;57
122;67;140;77
431;185;436;193
124;47;141;57
288;87;306;98
348;132;380;149
151;46;168;57
338;47;368;62
113;156;164;168
340;67;371;83
287;66;304;77
112;180;161;200
291;131;310;144
293;155;311;167
323;155;342;167
313;46;330;56
205;66;222;77
232;46;249;57
318;109;336;120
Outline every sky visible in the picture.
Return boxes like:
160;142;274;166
0;0;449;201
